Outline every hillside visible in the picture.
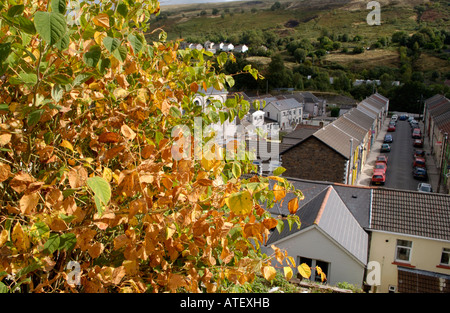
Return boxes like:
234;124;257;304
148;0;450;111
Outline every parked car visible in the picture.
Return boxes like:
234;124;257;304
399;114;408;121
381;143;391;152
417;183;433;193
410;121;419;129
391;115;398;122
372;170;386;185
413;138;423;147
374;162;387;174
413;157;426;168
412;128;421;139
388;124;396;132
376;155;388;164
384;134;393;143
414;150;426;159
413;167;428;180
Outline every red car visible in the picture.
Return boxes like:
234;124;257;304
413;157;426;168
388;124;396;132
376;155;388;164
372;170;386;185
374;162;387;174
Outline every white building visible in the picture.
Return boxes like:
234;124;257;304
262;98;303;131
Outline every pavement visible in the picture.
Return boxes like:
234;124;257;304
356;115;441;193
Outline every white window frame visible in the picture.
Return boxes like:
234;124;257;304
440;248;450;266
395;239;413;263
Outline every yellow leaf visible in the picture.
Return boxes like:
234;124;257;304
113;87;129;99
94;31;107;45
93;13;110;28
0;229;8;248
60;140;74;152
103;167;113;182
286;256;296;267
283;266;293;281
298;263;311;279
262;266;277;281
11;223;30;253
225;190;253;216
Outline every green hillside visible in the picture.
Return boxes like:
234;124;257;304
148;0;450;111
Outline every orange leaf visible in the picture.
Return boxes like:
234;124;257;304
273;183;286;202
0;162;11;182
262;218;278;230
288;197;299;215
190;82;199;93
98;132;120;143
19;192;40;215
93;13;110;28
0;133;12;146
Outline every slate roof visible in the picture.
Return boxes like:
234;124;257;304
265;98;303;112
313;122;361;159
267;184;369;265
370;188;450;241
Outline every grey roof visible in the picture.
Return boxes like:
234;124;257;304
370;188;450;241
267;184;369;265
268;178;372;228
313;123;360;159
265;98;303;112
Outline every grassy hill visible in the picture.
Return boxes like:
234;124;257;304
148;0;450;109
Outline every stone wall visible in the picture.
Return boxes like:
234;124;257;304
281;136;348;183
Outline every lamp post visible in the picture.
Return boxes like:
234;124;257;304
437;132;448;193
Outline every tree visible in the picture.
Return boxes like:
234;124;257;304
0;0;322;293
293;48;307;63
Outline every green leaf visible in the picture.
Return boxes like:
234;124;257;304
0;43;11;63
0;282;8;293
59;233;76;251
55;34;69;51
112;45;127;63
34;11;67;46
86;177;111;207
272;166;286;176
217;52;228;67
59;213;75;224
117;2;129;18
72;72;94;87
103;36;120;53
276;219;284;234
169;106;181;118
7;4;24;17
34;221;50;237
51;0;67;14
51;84;64;102
83;45;101;67
0;104;9;111
27;109;44;127
128;33;145;54
232;162;241;179
17;16;37;35
43;233;60;254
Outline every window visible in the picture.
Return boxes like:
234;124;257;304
395;239;413;263
440;248;450;266
297;256;329;283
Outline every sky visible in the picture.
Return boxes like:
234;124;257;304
160;0;242;6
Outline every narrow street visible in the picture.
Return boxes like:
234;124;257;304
358;114;440;192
